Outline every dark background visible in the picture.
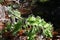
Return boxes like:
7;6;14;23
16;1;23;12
32;0;60;30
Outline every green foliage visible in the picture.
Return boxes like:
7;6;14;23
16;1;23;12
26;26;37;40
8;8;21;19
25;15;53;39
12;20;23;35
2;12;53;40
3;14;53;40
0;0;4;3
5;22;12;31
3;19;23;36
